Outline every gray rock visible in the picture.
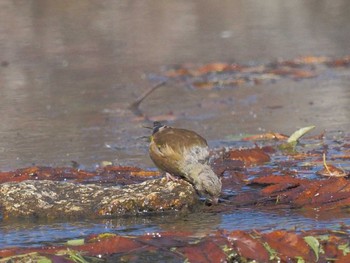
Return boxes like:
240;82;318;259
0;178;198;219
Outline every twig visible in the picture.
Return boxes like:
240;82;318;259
128;80;167;117
322;152;332;176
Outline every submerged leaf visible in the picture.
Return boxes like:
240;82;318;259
338;243;350;256
225;148;270;166
67;239;85;246
304;236;320;261
59;249;89;263
262;242;280;261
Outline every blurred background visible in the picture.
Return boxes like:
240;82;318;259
0;0;350;170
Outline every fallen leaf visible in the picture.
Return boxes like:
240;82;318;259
263;231;316;262
291;69;317;79
326;56;350;67
316;164;348;177
243;132;288;141
225;148;271;166
287;126;316;143
304;236;322;261
295;56;329;64
316;153;349;177
228;231;270;262
193;63;230;75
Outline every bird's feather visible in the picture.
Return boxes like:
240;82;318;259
150;126;209;176
149;124;221;203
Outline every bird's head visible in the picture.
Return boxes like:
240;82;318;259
188;164;222;204
152;121;167;134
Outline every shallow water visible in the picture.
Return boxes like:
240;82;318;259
1;0;350;170
1;0;350;250
2;208;350;248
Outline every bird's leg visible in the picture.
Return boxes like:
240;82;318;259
165;172;178;181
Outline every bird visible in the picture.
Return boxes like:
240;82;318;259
149;122;222;204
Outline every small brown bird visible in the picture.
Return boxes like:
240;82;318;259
149;122;222;204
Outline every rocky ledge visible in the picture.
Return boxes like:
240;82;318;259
0;178;198;219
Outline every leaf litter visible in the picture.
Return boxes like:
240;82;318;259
160;55;350;90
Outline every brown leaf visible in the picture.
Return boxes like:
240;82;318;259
291;69;317;79
193;63;230;75
0;166;96;183
228;231;270;262
295;56;329;64
243;132;288;141
225;148;270;166
179;240;227;263
316;164;348;177
80;235;144;256
192;81;217;90
326;56;350;67
262;231;316;262
250;175;350;210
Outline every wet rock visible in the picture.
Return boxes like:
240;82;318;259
0;178;198;219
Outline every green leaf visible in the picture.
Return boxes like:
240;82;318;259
37;258;52;263
304;236;320;261
287;126;315;143
66;239;85;246
279;141;297;152
279;126;316;152
316;235;330;241
338;243;350;256
262;242;280;261
65;249;89;263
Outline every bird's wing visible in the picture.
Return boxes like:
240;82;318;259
153;127;209;161
150;126;211;178
154;127;206;148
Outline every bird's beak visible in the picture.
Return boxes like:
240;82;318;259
205;197;219;205
211;197;219;205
